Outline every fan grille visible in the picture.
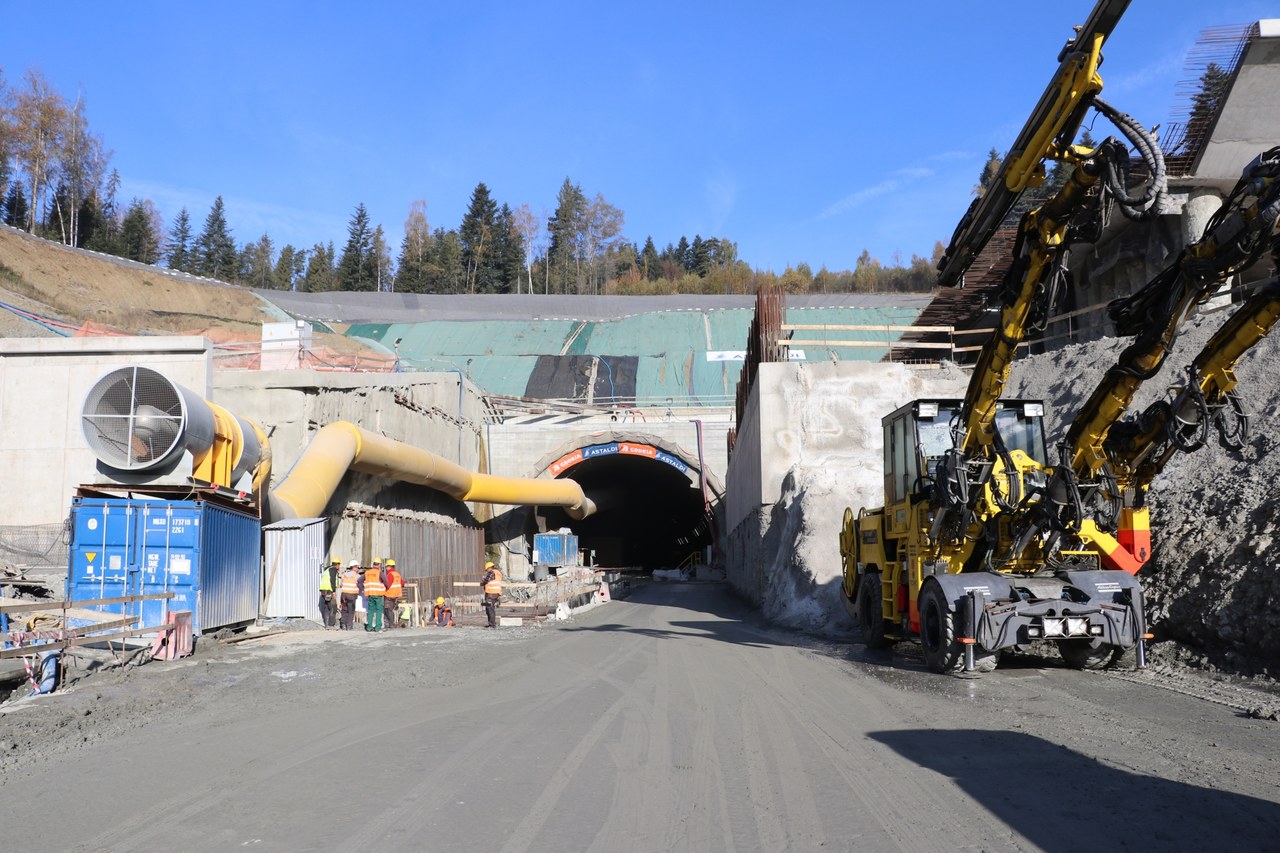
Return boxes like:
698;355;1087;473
81;367;186;470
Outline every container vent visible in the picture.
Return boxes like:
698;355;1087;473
81;366;188;470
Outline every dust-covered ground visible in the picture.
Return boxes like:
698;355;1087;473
3;583;1280;853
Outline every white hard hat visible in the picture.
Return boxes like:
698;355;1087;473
347;560;359;568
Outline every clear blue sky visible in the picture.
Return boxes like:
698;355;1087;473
2;1;1273;274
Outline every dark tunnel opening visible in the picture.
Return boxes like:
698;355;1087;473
534;454;713;571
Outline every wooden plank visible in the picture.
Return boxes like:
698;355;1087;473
219;630;288;645
0;625;157;659
0;592;174;616
781;339;954;349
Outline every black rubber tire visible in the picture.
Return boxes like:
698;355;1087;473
858;571;894;649
1109;644;1140;670
1057;639;1115;670
919;581;997;674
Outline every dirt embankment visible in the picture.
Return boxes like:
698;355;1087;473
0;225;365;354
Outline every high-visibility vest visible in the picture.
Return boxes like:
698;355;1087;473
340;570;360;595
385;569;403;598
363;568;386;596
319;567;335;592
483;569;503;596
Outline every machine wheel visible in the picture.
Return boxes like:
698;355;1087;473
1059;635;1131;666
919;581;997;674
839;507;858;602
858;571;894;649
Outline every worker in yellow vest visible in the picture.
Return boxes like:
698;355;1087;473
319;556;340;629
383;558;404;629
360;560;386;632
481;561;503;629
338;560;361;630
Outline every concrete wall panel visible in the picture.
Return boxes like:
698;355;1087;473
0;336;211;526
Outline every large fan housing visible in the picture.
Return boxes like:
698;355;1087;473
81;366;216;472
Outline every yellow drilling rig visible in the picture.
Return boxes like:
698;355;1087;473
838;0;1280;673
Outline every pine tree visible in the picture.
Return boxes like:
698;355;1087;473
371;224;393;292
336;203;376;291
491;203;524;293
274;244;306;291
241;234;277;289
675;236;691;271
640;236;661;282
119;197;162;264
303;241;337;292
194;196;238;280
547;178;586;293
432;228;464;293
165;207;194;272
459;183;497;293
973;148;1002;198
3;184;28;228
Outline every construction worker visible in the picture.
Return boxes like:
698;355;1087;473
338;560;361;630
481;561;503;629
360;559;386;632
430;596;454;627
383;558;404;629
319;556;340;629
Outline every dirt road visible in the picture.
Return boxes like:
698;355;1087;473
2;581;1278;851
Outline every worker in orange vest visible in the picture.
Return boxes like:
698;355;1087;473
383;558;404;629
481;561;503;629
360;559;386;632
338;560;361;630
430;596;454;627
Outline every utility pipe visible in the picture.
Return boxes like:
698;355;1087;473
268;422;596;521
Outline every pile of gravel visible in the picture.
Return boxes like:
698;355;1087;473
1007;307;1280;677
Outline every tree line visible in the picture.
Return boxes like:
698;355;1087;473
0;66;938;296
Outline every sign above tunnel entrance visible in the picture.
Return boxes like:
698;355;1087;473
549;442;689;476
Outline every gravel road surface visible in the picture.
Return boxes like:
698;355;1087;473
2;581;1278;852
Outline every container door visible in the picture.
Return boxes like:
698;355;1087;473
68;500;137;625
134;503;202;631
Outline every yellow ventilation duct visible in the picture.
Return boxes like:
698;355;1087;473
268;422;596;521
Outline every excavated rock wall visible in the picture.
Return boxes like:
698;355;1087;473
1006;311;1280;674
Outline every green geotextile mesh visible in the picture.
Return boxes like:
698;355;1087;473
346;305;921;403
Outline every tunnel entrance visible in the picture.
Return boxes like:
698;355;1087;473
534;452;713;571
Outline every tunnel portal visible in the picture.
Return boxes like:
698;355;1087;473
536;449;713;571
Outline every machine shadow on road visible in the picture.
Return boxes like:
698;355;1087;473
870;728;1280;848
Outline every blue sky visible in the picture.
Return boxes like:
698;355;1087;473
2;1;1274;274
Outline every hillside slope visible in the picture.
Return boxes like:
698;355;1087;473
0;225;362;356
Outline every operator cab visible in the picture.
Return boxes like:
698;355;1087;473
883;399;1048;504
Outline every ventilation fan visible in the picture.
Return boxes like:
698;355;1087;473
81;366;215;471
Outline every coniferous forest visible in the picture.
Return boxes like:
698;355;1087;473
0;67;942;296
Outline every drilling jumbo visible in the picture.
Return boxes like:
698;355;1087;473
838;0;1280;673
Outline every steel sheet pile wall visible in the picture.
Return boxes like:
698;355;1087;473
262;518;327;621
68;498;261;636
383;514;484;579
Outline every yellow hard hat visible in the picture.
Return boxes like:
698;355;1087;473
372;557;382;564
330;555;341;564
436;596;445;605
386;559;396;567
485;561;495;569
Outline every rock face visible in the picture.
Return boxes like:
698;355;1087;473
1005;311;1280;674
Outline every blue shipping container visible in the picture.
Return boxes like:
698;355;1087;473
533;533;579;568
67;497;261;637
